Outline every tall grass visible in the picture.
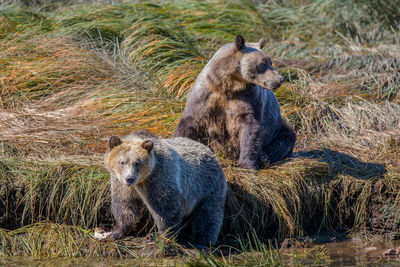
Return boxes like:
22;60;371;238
52;3;136;45
0;5;53;38
0;36;113;109
122;0;271;98
257;0;400;44
0;158;110;228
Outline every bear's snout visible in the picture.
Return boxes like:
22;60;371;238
261;71;284;91
263;81;282;91
126;176;136;186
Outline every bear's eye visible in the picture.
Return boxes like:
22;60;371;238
119;160;127;165
256;63;268;74
134;161;141;167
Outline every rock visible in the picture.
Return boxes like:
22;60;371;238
364;246;377;252
280;238;300;249
94;227;112;240
382;248;396;256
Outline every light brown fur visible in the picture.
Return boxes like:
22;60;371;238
104;130;227;247
106;140;152;186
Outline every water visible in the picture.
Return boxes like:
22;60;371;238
281;239;400;266
1;240;400;266
318;240;400;266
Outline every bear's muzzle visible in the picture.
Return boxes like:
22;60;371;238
126;175;137;186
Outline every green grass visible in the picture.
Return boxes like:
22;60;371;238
0;0;399;262
0;158;110;228
0;223;331;266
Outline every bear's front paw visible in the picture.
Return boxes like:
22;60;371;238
110;229;124;240
260;154;271;168
238;159;259;170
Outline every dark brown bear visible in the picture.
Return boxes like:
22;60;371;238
175;35;296;169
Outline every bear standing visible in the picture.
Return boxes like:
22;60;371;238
104;130;227;247
175;35;296;170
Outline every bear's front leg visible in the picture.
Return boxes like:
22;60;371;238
238;117;261;170
146;195;183;237
111;197;142;240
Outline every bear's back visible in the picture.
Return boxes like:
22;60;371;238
162;137;223;179
164;137;215;161
124;129;158;141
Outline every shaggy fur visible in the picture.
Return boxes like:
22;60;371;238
175;35;296;169
104;130;227;247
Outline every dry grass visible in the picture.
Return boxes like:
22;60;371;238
122;0;271;98
0;222;332;266
0;222;176;258
0;158;109;228
0;36;111;110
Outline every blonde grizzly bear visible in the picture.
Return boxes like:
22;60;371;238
175;35;296;169
104;130;227;248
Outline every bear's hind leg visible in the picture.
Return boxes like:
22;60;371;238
263;120;296;164
190;200;224;248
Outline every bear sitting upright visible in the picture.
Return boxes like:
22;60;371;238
175;35;296;170
104;130;227;248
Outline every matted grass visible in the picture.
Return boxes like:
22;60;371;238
0;36;112;110
0;222;331;265
0;158;109;228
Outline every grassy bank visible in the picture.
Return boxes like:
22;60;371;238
1;222;332;265
1;0;399;262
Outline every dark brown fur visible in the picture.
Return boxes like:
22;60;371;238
175;35;296;169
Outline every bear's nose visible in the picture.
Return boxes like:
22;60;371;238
126;176;136;185
280;76;285;83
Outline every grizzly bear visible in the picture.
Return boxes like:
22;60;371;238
104;130;227;248
175;35;296;169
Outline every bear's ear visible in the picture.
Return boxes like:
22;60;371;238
258;38;266;49
235;35;245;51
141;140;153;152
109;136;122;149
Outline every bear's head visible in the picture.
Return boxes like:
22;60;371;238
209;35;284;92
234;35;284;91
105;136;154;186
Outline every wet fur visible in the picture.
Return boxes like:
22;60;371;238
175;36;296;169
104;130;227;247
